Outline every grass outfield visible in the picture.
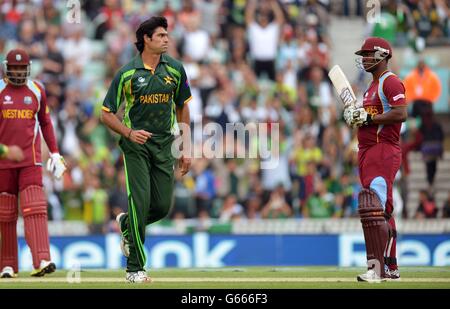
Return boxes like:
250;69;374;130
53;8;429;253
0;266;450;289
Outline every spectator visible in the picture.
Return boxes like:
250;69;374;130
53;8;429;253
94;0;124;40
41;0;61;27
16;19;44;59
225;0;247;28
83;173;108;234
368;2;401;44
261;185;292;219
291;133;323;179
178;0;201;30
172;168;196;219
218;194;245;222
261;129;292;192
300;65;332;112
419;105;444;187
181;15;211;62
196;0;223;37
194;159;216;215
415;189;438;219
403;59;442;118
245;0;284;80
108;168;128;224
303;179;334;218
60;24;93;73
332;172;358;218
442;192;450;218
245;194;262;219
42;32;65;82
0;0;24;40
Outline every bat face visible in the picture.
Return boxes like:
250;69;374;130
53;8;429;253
328;65;357;108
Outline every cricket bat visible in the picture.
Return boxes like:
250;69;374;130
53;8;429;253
328;65;357;108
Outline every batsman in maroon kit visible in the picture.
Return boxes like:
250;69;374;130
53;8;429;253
344;38;407;282
0;49;66;278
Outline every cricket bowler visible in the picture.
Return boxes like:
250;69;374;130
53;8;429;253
101;16;192;283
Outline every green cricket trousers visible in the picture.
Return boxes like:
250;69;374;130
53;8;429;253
119;135;175;272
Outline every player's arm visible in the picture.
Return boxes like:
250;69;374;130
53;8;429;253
372;106;407;125
245;0;257;25
348;103;407;128
101;109;152;145
175;65;192;176
37;84;58;154
100;72;151;144
270;0;285;25
36;82;67;178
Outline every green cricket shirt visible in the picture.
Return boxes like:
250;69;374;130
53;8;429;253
102;53;192;136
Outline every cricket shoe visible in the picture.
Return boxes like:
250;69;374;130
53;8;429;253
357;269;386;283
0;266;17;278
384;268;401;281
126;271;152;283
30;260;56;277
116;212;130;257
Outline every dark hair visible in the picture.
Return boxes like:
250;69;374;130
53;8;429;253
135;16;168;53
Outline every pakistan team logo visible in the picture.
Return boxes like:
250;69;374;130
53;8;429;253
164;76;174;85
24;96;32;105
138;77;145;83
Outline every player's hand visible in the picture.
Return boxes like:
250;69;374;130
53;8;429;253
5;145;24;162
129;130;152;144
46;153;67;179
343;106;356;127
179;155;191;176
344;107;372;128
350;107;372;127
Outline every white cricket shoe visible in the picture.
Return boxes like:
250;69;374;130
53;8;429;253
0;266;17;278
126;270;152;283
30;260;56;277
116;212;130;257
384;268;401;281
357;269;386;283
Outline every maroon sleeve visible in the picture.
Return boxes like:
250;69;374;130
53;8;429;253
36;82;59;153
383;75;407;107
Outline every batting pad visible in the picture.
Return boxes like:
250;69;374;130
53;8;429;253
19;186;50;269
0;193;19;272
0;193;18;221
358;189;389;277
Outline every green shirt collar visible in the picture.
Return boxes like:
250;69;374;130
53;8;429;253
133;53;168;69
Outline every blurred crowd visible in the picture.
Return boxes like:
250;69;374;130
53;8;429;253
0;0;449;233
343;0;450;47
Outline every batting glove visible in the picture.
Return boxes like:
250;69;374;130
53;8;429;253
351;107;373;127
343;106;355;127
46;153;67;179
344;107;373;128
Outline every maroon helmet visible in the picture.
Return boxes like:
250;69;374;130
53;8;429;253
3;49;31;86
355;37;392;59
355;37;392;71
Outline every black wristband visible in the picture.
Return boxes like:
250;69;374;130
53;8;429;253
364;114;373;126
